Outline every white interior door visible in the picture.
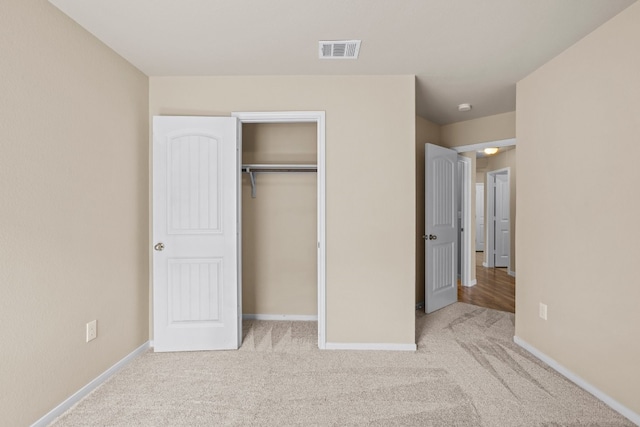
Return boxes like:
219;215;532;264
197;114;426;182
153;116;239;352
494;173;510;268
475;183;485;251
456;160;462;278
425;144;458;314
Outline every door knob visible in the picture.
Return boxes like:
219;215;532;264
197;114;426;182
154;243;165;251
429;235;438;240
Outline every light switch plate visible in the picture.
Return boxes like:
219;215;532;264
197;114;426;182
86;320;97;342
539;303;548;320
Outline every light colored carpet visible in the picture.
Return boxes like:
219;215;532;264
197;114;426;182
51;303;633;426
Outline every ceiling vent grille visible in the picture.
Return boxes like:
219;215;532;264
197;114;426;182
319;40;361;59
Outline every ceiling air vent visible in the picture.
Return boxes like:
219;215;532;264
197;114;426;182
319;40;361;59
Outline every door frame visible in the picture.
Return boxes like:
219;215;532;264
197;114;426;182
475;182;485;252
231;111;326;350
486;167;510;269
453;138;516;282
458;156;473;287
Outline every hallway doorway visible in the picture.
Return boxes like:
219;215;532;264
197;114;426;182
458;253;515;312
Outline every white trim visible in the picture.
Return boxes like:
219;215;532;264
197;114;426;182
236;120;244;348
453;138;516;154
514;336;640;425
325;342;417;351
231;111;327;350
316;113;327;350
458;156;473;287
243;314;318;321
488;167;510;175
231;111;322;123
475;183;486;253
31;341;150;427
486;168;495;267
508;269;516;277
462;279;477;287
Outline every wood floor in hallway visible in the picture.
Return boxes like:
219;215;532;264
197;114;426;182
458;252;515;313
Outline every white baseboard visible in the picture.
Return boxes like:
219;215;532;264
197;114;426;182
514;336;639;425
508;269;516;277
325;342;417;351
31;341;150;427
243;314;318;321
462;279;477;288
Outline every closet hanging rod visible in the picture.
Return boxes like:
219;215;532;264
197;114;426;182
241;163;317;172
241;164;317;198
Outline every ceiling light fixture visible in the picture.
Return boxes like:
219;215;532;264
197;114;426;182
483;147;499;155
458;103;472;112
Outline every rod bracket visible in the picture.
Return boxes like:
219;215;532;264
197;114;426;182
247;167;257;198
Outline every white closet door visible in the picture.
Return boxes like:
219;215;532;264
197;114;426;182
153;116;239;352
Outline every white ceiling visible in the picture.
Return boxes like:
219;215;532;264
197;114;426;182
49;0;635;124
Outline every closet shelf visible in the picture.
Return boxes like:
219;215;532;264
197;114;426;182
241;164;317;198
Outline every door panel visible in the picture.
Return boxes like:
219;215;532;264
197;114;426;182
425;144;458;314
168;259;222;322
153;116;239;352
167;134;221;233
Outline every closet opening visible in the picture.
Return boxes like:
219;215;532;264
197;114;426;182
232;112;326;349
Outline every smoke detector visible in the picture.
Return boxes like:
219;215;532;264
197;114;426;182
458;103;472;112
319;40;361;59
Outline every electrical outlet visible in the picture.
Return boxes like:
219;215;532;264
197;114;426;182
539;303;548;320
86;320;97;342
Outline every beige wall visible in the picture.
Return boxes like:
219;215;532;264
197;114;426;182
242;123;317;315
415;116;441;303
516;1;640;416
150;75;416;345
0;1;149;425
440;111;516;148
476;158;489;182
477;148;517;273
